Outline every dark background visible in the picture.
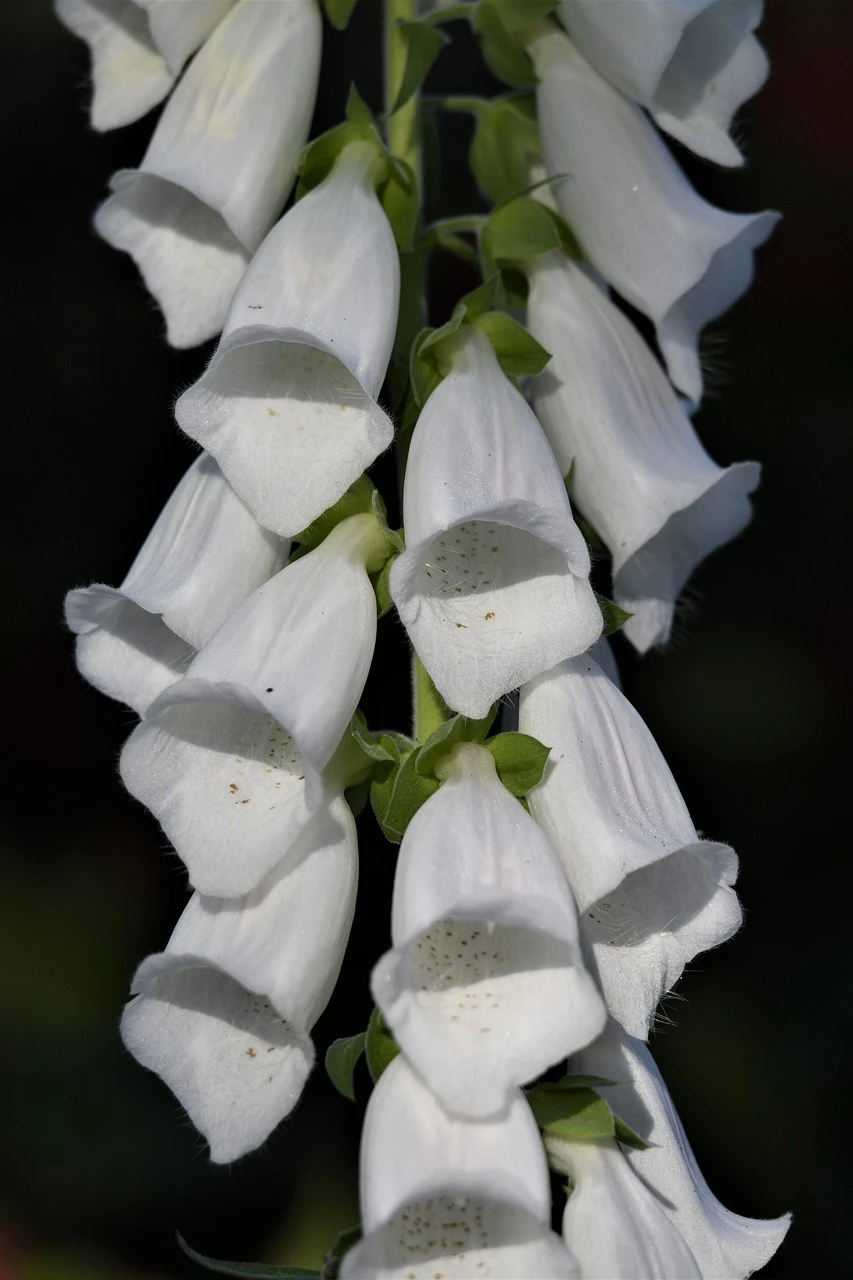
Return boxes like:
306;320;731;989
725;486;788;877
1;2;850;1276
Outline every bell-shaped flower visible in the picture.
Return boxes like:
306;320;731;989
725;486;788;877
121;789;357;1164
570;1018;791;1277
527;25;779;404
547;1134;701;1278
371;743;606;1119
133;0;236;75
94;0;322;348
120;512;389;897
527;251;760;652
341;1055;579;1279
65;453;286;716
558;0;768;166
519;652;741;1037
55;0;174;131
175;141;399;538
389;327;601;719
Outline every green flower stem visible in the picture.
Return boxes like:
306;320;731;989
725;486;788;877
413;654;449;743
384;0;425;364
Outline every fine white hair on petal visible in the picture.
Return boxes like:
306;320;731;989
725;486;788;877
119;514;382;897
122;795;358;1164
175;142;399;537
390;326;601;717
372;744;605;1117
94;0;322;347
528;252;760;652
559;0;768;166
570;1019;792;1278
528;25;778;403
520;653;741;1037
341;1056;580;1279
55;0;174;131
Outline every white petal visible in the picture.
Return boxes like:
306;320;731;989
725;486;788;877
559;1;767;167
527;253;760;651
520;654;741;1036
65;585;193;715
571;1020;791;1277
121;796;356;1163
56;0;174;131
94;0;322;347
119;453;287;649
548;1136;700;1279
119;514;380;895
529;27;778;402
175;142;398;536
372;745;605;1118
390;327;600;717
133;0;236;74
342;1057;578;1279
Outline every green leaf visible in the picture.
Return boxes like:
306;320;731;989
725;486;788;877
415;708;498;778
372;746;439;843
489;0;560;29
391;22;449;115
292;475;376;550
470;95;540;202
322;0;359;32
177;1234;319;1279
484;732;550;795
595;592;633;637
482;196;562;268
528;1085;618;1143
381;157;419;252
472;311;551;377
365;1007;400;1082
473;2;537;88
320;1226;362;1280
324;1033;366;1102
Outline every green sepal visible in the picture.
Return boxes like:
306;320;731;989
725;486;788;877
177;1234;319;1279
372;745;439;843
415;708;498;778
409;276;500;408
595;592;633;637
325;1033;366;1102
380;156;419;252
473;1;537;88
320;1226;362;1280
390;21;450;115
350;710;397;763
470;94;540;203
365;1007;400;1082
292;475;376;550
528;1078;651;1150
481;195;580;272
321;0;359;32
488;0;561;29
372;487;405;552
371;553;396;618
471;311;551;377
484;731;550;795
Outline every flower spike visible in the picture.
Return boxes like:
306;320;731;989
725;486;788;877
372;743;605;1118
94;0;322;347
527;251;760;652
519;652;741;1037
390;326;601;718
175;141;399;539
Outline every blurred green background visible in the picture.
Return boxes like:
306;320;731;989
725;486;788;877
1;1;850;1276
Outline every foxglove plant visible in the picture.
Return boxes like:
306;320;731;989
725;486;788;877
62;0;790;1274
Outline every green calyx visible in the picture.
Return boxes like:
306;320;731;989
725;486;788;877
527;1074;651;1151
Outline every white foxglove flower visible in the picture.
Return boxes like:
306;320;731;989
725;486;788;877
371;743;605;1118
527;25;778;403
175;141;399;538
559;0;768;166
547;1134;700;1279
56;0;174;131
571;1019;791;1277
65;454;286;714
342;1056;579;1280
389;327;601;718
122;791;357;1164
120;512;388;896
94;0;322;348
133;0;236;75
527;251;760;652
519;652;741;1037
